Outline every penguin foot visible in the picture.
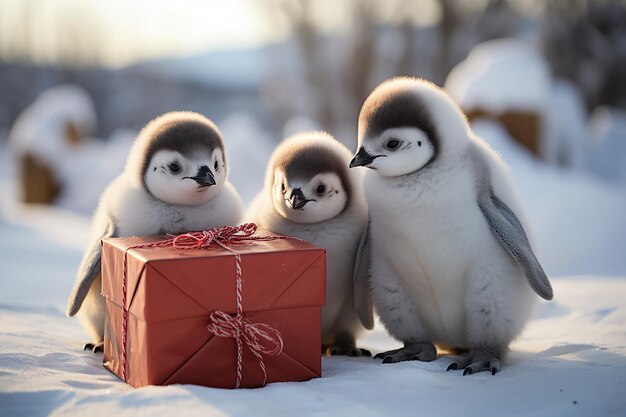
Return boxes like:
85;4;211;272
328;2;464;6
328;345;371;357
375;342;436;363
324;331;371;357
83;342;104;353
446;349;501;375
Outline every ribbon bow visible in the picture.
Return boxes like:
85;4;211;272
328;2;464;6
171;223;259;250
121;223;285;388
207;311;284;387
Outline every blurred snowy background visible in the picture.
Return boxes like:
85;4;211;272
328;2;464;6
1;1;626;416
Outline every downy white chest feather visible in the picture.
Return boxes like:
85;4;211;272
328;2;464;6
364;156;494;344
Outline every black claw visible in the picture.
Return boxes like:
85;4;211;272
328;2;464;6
447;363;458;371
83;342;103;353
328;345;370;357
374;352;385;359
382;356;394;364
463;367;473;376
491;367;497;375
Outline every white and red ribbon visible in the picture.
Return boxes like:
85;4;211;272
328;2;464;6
121;223;285;387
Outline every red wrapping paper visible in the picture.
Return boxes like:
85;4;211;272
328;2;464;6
101;233;325;388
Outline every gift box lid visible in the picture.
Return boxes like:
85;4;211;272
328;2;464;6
101;233;326;322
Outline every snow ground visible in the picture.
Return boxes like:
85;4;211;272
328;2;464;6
1;123;626;416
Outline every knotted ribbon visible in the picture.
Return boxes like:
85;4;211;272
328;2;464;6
121;223;285;387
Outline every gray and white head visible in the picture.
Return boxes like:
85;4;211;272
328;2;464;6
350;77;471;177
126;111;228;206
267;131;353;224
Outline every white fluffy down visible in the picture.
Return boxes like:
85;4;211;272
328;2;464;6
247;131;368;347
359;78;537;358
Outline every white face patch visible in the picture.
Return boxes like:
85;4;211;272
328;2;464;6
272;171;347;224
144;149;225;206
361;127;435;177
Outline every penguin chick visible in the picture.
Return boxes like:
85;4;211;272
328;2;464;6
350;77;552;375
66;111;243;352
247;131;370;356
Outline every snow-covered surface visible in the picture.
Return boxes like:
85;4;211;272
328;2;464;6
445;38;551;113
543;79;589;169
2;117;626;416
9;84;97;163
445;39;610;176
1;277;625;417
587;106;626;184
7;84;138;214
472;119;626;277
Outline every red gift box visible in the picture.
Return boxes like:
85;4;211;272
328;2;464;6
101;225;325;388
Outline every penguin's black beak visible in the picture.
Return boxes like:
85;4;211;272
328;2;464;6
349;147;378;168
184;165;216;187
288;188;309;210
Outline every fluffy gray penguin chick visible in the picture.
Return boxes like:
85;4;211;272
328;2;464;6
67;111;243;352
350;77;552;375
247;131;370;356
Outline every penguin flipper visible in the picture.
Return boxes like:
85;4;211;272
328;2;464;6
478;191;553;300
354;221;374;329
66;219;118;317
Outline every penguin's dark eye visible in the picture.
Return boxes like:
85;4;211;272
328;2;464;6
386;139;400;150
280;183;286;194
169;163;181;174
418;141;422;147
214;160;219;171
316;184;326;195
